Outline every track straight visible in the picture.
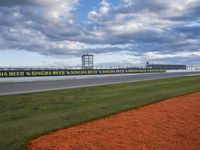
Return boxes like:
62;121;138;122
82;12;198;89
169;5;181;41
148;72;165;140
0;71;200;96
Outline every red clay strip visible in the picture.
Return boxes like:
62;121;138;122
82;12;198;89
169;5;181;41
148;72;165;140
29;92;200;150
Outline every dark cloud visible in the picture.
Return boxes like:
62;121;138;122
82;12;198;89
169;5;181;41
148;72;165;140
168;3;200;21
0;0;35;6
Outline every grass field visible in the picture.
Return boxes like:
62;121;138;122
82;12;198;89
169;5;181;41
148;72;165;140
0;75;200;150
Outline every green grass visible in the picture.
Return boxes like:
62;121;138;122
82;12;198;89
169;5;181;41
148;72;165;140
0;75;200;150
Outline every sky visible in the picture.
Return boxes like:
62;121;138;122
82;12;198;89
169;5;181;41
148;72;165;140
0;0;200;67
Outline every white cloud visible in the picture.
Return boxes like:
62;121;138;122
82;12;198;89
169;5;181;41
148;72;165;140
88;0;111;22
99;0;111;15
143;51;200;59
37;0;79;25
95;51;143;66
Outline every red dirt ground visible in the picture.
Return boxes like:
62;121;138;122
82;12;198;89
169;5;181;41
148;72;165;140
29;92;200;150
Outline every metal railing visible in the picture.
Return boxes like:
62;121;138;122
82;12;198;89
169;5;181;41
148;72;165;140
0;65;200;71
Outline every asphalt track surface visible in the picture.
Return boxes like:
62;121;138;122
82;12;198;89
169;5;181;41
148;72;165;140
0;71;200;96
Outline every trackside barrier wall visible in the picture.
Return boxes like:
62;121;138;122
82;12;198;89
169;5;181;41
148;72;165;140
0;68;166;77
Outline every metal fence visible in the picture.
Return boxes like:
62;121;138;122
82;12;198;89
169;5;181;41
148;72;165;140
0;65;200;71
187;66;200;70
0;65;146;71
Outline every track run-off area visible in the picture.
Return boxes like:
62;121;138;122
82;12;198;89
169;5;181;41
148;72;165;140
29;91;200;150
0;71;200;96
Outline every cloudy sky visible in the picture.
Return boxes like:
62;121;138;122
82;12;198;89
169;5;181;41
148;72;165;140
0;0;200;67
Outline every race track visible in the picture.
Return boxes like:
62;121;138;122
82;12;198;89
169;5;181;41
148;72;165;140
0;71;200;96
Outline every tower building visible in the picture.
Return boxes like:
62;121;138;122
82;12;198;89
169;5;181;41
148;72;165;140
82;54;94;69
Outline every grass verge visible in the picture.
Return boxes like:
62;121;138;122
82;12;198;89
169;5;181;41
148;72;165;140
0;75;200;150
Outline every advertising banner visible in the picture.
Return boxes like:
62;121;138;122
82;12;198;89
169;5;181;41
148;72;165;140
0;68;166;77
